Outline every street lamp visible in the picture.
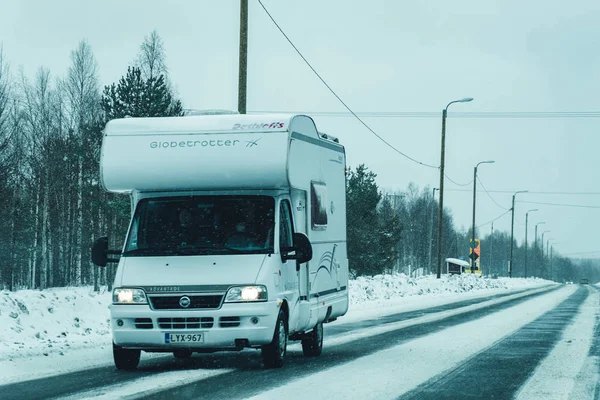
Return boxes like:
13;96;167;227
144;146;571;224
549;242;559;281
546;238;556;258
428;188;439;274
437;97;473;278
541;230;551;253
546;238;556;280
470;160;495;273
523;209;538;278
509;190;528;277
534;222;546;249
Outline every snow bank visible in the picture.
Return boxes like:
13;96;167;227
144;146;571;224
0;274;555;361
0;286;112;360
349;273;553;305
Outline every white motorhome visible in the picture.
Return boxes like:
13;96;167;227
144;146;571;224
91;113;349;370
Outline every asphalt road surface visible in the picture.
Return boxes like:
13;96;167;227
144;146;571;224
1;284;598;400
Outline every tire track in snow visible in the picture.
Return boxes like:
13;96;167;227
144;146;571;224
589;285;600;400
326;286;542;336
237;285;575;400
515;285;599;400
400;286;588;400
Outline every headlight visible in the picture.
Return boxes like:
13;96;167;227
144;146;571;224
225;285;268;302
113;288;148;304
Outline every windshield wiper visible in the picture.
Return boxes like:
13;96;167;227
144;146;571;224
123;245;270;256
122;248;178;256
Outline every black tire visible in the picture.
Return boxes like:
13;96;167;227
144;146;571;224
302;321;323;357
113;343;141;370
173;350;193;359
261;309;288;368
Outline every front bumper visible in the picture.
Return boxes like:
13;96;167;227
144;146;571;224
109;301;279;351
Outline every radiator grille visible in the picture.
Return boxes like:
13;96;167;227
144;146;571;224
149;295;223;310
158;317;214;329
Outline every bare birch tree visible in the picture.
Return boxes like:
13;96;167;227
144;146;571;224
63;40;100;285
137;29;168;80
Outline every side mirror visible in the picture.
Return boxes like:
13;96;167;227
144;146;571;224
293;232;313;264
91;236;108;267
91;236;121;267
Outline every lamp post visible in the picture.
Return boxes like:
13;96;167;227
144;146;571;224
550;243;556;281
428;188;439;274
524;209;538;278
547;238;556;280
541;230;551;254
436;97;473;278
509;190;528;277
546;238;555;258
534;222;546;250
470;160;495;273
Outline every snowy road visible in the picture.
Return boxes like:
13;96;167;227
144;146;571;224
1;284;598;400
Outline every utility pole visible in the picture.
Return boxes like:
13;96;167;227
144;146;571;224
471;160;494;273
436;97;473;278
238;0;248;114
436;108;447;279
428;188;438;275
391;193;405;274
490;222;494;275
509;190;528;277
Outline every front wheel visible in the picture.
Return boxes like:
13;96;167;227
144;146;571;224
302;321;323;357
113;343;141;370
261;309;288;368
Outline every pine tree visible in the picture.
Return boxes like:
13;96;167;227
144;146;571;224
101;66;182;121
346;164;382;276
378;196;402;273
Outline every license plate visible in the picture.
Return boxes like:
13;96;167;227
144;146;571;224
165;333;204;344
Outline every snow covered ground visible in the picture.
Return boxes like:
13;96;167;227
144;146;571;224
0;273;557;385
0;286;112;360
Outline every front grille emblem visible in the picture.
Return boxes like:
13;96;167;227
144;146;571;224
179;296;191;308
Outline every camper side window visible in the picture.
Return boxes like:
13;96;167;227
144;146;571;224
310;182;328;230
279;200;294;250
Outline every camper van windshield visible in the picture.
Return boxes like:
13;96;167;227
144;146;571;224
123;196;275;256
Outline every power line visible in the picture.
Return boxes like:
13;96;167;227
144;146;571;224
445;188;600;196
515;217;525;226
517;200;600;209
444;173;473;187
477;209;511;229
250;110;600;119
257;0;438;169
476;177;510;210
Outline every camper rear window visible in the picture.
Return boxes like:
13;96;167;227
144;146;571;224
123;196;275;256
311;182;328;230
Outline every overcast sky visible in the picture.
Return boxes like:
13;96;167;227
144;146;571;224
1;0;599;259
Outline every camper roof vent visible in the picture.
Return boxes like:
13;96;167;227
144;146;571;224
318;131;340;143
